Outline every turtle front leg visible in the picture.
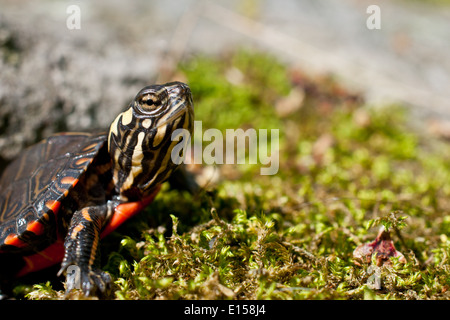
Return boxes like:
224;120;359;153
58;204;111;297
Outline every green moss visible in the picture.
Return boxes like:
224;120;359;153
25;49;450;300
179;50;287;133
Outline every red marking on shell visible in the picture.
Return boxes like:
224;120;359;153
26;220;45;235
100;186;161;238
4;233;27;248
83;143;98;152
45;200;61;214
75;157;92;166
61;176;79;186
16;238;65;277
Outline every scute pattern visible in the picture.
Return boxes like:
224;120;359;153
0;132;107;251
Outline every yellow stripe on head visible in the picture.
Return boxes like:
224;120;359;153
108;82;194;200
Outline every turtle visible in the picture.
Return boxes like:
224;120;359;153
0;81;194;298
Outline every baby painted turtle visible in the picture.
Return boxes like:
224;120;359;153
0;81;194;298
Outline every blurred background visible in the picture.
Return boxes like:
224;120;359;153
0;0;449;163
2;0;450;300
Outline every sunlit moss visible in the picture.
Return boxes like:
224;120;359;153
25;49;450;300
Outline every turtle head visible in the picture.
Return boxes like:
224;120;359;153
108;81;194;201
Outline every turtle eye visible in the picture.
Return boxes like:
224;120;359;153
135;87;168;115
140;93;161;110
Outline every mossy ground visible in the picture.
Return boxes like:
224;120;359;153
20;49;450;300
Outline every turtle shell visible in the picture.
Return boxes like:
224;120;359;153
0;132;107;253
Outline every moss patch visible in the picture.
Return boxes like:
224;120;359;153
25;49;450;300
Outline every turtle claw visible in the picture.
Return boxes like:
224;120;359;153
78;267;111;297
59;263;111;297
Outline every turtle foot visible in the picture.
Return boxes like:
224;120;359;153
59;264;111;298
